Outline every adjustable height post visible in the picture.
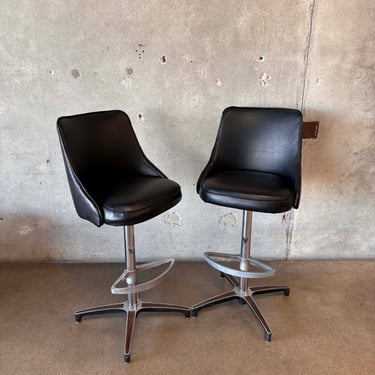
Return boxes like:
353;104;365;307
124;226;137;310
240;211;252;293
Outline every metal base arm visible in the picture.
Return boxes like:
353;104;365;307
75;299;190;363
191;273;289;342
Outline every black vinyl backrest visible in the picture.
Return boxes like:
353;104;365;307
198;107;303;208
57;110;164;226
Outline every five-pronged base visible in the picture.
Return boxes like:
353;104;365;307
191;273;289;342
75;300;190;363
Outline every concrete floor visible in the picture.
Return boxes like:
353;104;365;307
0;261;374;374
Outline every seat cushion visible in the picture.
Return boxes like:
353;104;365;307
88;176;181;226
199;170;295;213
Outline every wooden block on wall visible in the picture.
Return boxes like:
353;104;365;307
302;121;319;139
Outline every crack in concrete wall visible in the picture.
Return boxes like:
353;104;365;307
285;0;316;260
301;0;316;112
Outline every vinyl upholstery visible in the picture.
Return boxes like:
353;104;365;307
57;110;181;226
197;107;303;213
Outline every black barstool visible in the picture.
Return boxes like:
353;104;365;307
57;110;190;363
192;107;303;341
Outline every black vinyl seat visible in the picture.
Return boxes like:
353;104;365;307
92;175;181;226
199;170;295;213
57;110;190;363
191;107;303;341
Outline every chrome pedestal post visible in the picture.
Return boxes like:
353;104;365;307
191;211;290;341
75;226;190;363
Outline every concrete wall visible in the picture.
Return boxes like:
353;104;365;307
0;0;374;262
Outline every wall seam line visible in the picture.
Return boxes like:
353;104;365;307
300;0;316;113
286;0;316;261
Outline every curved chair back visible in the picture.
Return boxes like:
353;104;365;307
198;107;303;208
57;110;163;226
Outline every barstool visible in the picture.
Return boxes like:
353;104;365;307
57;110;190;362
191;107;303;341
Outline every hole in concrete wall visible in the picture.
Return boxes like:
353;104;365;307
257;56;265;62
160;55;167;64
137;112;144;120
49;69;55;75
126;67;134;75
71;69;80;79
46;159;50;164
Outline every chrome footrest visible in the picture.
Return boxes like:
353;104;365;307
204;252;275;279
111;257;175;295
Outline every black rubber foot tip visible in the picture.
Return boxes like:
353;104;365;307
265;333;272;342
238;298;246;305
191;310;199;318
284;289;290;296
75;315;82;323
220;272;225;278
184;311;191;319
124;354;131;363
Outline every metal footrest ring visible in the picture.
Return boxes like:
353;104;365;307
204;252;275;279
111;257;175;295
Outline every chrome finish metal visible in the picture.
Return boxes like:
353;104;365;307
241;210;252;259
111;226;176;295
111;258;175;295
203;252;275;279
124;310;136;363
124;226;137;310
240;211;252;292
194;210;290;341
191;278;290;341
204;211;275;279
75;299;191;363
75;225;190;363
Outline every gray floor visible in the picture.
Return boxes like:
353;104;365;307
0;261;374;374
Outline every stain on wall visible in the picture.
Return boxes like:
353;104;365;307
259;73;271;87
219;213;238;227
163;212;181;227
